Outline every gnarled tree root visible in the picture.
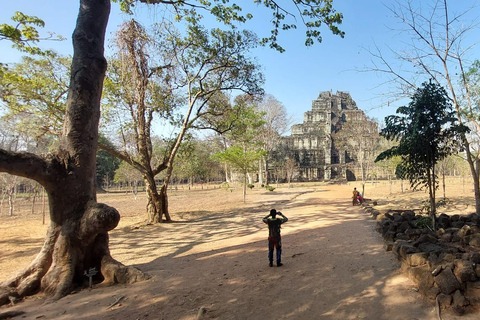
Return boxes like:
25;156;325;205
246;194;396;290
0;202;150;306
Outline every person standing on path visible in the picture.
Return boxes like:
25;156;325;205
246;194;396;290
263;209;288;267
352;187;360;205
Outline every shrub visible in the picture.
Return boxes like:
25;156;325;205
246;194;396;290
414;216;433;230
221;182;230;191
247;184;255;189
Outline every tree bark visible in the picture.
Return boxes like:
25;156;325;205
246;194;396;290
144;174;171;224
463;137;480;214
427;166;436;231
8;186;14;216
0;0;149;305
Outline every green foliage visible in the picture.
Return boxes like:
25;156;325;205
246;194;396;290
97;135;121;187
212;145;265;174
247;183;254;189
464;59;480;120
173;137;223;183
376;81;468;224
1;12;44;55
414;216;433;231
165;20;265;101
221;182;230;191
0;11;64;55
376;81;468;190
113;0;344;53
420;198;450;215
0;53;71;139
193;92;265;138
265;184;275;191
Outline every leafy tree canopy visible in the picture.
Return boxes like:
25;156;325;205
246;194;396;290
0;53;71;140
212;144;265;175
375;81;468;189
0;11;64;56
112;0;344;52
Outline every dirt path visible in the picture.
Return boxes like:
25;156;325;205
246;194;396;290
1;185;464;319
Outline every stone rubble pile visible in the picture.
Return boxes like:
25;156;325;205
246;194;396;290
362;202;480;315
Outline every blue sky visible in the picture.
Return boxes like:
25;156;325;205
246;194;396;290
1;1;479;129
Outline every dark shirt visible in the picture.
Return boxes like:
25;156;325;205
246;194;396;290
263;216;288;238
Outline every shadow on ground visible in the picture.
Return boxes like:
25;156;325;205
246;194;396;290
7;187;443;320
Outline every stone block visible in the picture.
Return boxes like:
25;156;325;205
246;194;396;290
475;265;480;278
396;233;409;241
384;231;396;242
439;233;452;243
467;233;480;247
452;289;469;308
439;253;455;263
397;221;411;233
393;213;403;222
458;225;472;238
425;286;440;300
384;241;394;252
436;293;452;310
418;243;443;254
402;210;416;222
408;265;434;292
471;252;480;264
437;214;451;229
412;233;438;247
452;221;465;229
406;252;429;267
454;259;477;282
384;212;394;221
465;281;480;303
399;244;421;259
434;268;461;294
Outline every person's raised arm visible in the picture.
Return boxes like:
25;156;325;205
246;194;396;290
278;212;288;223
262;214;271;224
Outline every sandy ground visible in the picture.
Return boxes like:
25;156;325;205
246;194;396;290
0;180;479;319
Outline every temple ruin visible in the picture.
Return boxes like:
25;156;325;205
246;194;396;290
278;90;377;181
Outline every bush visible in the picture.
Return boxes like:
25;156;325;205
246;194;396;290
414;216;433;230
221;182;230;191
247;184;254;189
265;185;275;192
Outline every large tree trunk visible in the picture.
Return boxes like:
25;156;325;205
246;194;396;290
0;0;148;305
7;186;14;216
145;174;171;224
427;167;437;231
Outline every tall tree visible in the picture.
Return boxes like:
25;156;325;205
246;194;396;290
0;0;344;303
212;145;265;202
365;0;480;213
375;81;467;230
0;0;148;305
102;19;264;223
209;94;265;183
257;94;291;184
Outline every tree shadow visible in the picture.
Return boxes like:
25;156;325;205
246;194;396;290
3;186;445;319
